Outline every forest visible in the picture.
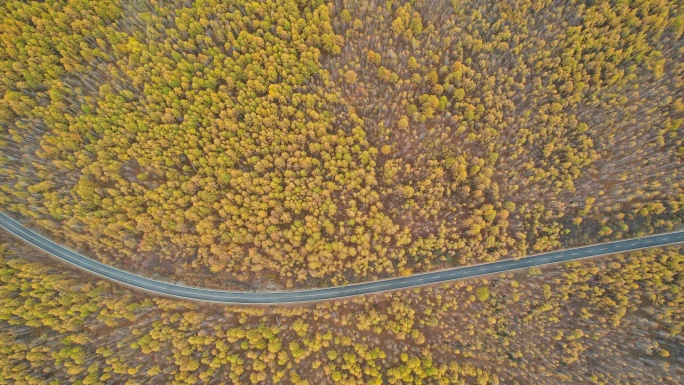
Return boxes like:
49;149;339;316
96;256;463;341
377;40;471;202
0;0;682;289
0;1;683;382
0;234;682;384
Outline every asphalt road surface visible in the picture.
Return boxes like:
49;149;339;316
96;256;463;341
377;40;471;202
1;211;683;304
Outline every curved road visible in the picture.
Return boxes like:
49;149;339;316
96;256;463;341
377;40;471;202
1;212;683;304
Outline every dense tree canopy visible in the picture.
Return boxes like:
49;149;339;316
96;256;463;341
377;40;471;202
1;1;682;383
0;238;682;384
0;0;682;289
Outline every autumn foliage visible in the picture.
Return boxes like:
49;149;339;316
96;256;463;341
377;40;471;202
0;0;682;290
0;238;682;384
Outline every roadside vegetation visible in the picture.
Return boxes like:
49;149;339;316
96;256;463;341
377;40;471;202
0;0;682;289
0;237;682;384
